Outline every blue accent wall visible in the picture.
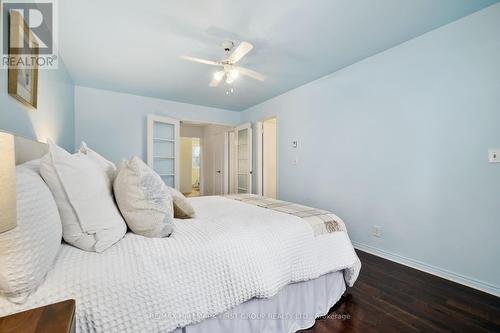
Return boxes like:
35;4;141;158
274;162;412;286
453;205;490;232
241;4;500;293
74;86;240;164
0;61;75;151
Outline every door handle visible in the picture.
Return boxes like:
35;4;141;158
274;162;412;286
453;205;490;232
216;170;221;174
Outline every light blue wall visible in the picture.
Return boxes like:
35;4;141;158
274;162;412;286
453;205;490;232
241;4;500;293
0;61;75;151
74;86;240;164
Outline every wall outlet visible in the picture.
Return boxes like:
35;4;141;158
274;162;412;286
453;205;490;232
372;225;382;238
489;149;500;163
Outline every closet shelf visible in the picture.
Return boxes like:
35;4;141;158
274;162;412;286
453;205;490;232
153;138;175;142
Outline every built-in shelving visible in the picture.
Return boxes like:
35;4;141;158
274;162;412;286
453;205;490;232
147;115;180;189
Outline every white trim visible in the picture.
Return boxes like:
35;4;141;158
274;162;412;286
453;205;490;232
275;117;279;199
353;241;500;297
248;128;252;194
199;137;204;196
256;121;263;196
223;132;229;194
180;119;235;127
228;131;237;194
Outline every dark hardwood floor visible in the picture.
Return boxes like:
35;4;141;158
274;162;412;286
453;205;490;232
299;250;500;333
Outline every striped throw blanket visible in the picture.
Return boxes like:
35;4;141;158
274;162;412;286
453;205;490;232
225;194;346;236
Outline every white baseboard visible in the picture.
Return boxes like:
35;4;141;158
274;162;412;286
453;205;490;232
352;241;500;298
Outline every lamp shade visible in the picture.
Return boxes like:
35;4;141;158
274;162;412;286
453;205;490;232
0;132;16;233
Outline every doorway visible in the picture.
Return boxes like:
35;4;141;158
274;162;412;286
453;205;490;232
180;137;201;197
257;117;277;198
180;121;235;196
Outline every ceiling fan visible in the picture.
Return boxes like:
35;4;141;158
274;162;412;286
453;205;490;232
180;41;267;87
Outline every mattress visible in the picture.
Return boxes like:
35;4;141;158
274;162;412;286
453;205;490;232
0;196;360;332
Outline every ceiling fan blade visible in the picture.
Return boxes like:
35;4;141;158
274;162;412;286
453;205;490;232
228;41;253;64
237;66;266;81
179;55;221;66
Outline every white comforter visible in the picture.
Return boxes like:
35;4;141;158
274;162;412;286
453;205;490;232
0;196;361;333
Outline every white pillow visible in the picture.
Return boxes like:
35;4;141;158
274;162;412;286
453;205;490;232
78;141;116;190
114;157;174;238
0;162;62;303
40;142;126;252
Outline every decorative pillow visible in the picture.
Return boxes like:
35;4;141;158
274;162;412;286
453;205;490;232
78;141;116;190
0;163;62;304
40;142;126;252
113;157;174;238
166;186;195;219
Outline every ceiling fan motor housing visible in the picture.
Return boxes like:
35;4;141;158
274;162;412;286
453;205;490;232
222;40;235;53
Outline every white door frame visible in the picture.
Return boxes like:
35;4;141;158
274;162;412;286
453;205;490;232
223;132;230;194
256;122;263;196
199;137;204;196
228;131;237;194
256;116;278;198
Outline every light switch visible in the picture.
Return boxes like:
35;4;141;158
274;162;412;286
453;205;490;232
489;149;500;163
291;140;298;148
292;157;298;166
372;225;382;238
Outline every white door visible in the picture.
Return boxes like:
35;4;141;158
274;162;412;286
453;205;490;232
235;123;252;194
213;132;226;195
263;119;277;198
147;115;180;189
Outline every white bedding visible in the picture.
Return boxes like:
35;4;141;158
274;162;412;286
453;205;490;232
0;196;361;333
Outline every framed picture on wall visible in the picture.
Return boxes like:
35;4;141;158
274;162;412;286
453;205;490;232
8;10;39;109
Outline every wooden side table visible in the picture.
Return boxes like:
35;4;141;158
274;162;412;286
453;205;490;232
0;299;75;333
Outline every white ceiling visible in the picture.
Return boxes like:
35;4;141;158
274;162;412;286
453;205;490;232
59;0;498;111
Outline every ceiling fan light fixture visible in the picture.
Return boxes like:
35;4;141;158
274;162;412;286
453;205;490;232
229;68;239;80
213;71;224;81
226;76;234;84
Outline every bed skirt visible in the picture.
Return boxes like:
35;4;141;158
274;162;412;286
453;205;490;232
173;270;346;333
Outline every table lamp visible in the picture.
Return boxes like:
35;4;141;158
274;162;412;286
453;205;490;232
0;132;16;232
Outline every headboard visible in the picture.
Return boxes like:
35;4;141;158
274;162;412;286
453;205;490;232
0;130;48;232
0;131;49;165
14;134;49;165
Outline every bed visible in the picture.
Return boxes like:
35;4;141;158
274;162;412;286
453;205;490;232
0;132;361;333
